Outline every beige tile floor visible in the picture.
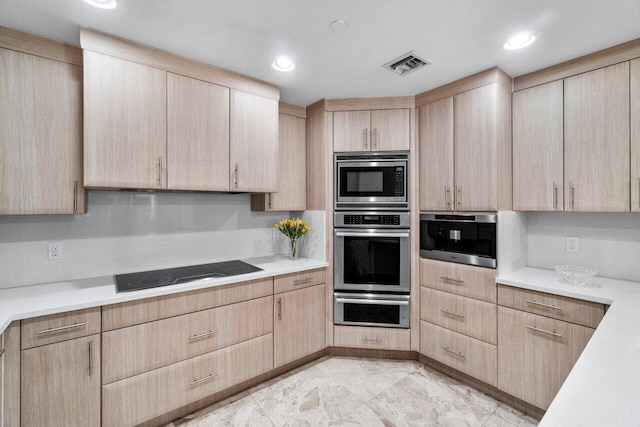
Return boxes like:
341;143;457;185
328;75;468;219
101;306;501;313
167;356;539;427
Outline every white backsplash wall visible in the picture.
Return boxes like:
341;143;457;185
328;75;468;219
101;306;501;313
0;191;326;289
527;212;640;282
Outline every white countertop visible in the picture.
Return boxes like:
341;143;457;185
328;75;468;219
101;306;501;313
0;255;328;334
497;267;640;427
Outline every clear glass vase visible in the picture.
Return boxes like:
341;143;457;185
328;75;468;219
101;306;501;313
288;237;299;260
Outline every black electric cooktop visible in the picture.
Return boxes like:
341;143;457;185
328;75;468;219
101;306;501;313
114;260;263;293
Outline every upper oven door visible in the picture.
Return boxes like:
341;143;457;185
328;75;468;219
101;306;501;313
335;157;408;210
334;228;410;293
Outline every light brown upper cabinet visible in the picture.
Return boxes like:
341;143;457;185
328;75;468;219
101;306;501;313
334;109;410;152
230;90;279;192
418;97;454;211
512;81;564;211
167;73;230;191
418;70;512;212
252;103;306;211
0;47;84;214
564;62;630;212
631;58;640;212
84;51;167;190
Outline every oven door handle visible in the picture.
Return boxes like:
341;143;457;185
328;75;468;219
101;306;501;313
335;297;409;306
335;231;410;238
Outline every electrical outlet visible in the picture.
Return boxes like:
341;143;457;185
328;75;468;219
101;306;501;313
566;237;579;253
48;242;63;260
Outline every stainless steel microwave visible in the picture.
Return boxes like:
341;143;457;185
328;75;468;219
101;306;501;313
334;152;409;211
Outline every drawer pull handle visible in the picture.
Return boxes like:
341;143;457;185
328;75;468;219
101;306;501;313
526;325;562;337
525;300;562;311
441;346;465;358
189;330;219;341
0;349;5;358
36;322;86;335
88;340;93;377
293;277;313;285
439;276;464;284
189;373;218;386
362;337;382;342
440;309;465;319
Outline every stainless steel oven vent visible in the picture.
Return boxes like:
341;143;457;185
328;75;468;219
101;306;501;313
383;51;432;76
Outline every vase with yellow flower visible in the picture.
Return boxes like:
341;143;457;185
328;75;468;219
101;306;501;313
274;218;312;260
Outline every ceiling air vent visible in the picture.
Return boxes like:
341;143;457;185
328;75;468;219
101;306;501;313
383;51;432;76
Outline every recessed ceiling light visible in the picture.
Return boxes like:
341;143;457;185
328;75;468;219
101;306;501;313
330;20;348;32
272;56;295;72
504;32;536;50
83;0;117;9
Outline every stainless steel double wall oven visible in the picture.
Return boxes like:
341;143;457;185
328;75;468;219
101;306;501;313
333;152;410;328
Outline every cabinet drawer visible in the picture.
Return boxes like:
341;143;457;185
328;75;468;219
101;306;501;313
102;277;273;330
420;321;497;386
420;287;497;344
498;284;605;328
333;325;410;351
102;296;273;384
102;334;273;427
420;259;497;303
21;307;101;349
274;268;326;294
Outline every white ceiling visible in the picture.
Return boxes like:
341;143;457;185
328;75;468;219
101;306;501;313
2;0;640;105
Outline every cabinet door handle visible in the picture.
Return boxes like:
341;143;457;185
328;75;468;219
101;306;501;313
0;349;5;358
553;183;558;210
293;277;313;285
373;128;378;149
189;373;218;386
189;330;219;340
526;325;562;337
234;164;239;188
37;322;86;334
362;337;382;342
267;194;271;209
157;156;163;186
570;184;575;209
277;298;282;320
363;129;368;149
88;340;93;376
456;186;461;208
440;309;465;318
445;187;451;208
441;346;465;358
73;180;78;213
526;299;563;311
439;276;464;284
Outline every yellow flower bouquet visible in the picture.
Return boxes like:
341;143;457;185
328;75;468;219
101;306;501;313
274;218;311;260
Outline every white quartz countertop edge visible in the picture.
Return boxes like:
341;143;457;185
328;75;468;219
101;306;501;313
496;267;640;427
0;255;328;334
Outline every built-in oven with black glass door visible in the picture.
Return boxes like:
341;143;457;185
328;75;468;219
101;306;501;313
335;152;409;211
334;212;410;293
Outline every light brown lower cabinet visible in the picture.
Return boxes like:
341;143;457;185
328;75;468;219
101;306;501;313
497;306;595;410
21;334;101;427
420;321;497;386
102;334;273;427
1;322;20;427
274;284;326;368
334;325;411;351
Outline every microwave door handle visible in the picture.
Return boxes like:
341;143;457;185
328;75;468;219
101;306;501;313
335;298;409;306
335;232;410;238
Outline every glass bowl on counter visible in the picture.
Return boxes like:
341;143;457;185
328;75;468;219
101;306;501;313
554;265;598;287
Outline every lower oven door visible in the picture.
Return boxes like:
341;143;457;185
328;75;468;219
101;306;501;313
334;228;410;293
334;293;410;328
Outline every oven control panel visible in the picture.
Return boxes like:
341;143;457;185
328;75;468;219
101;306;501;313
335;211;411;228
343;214;400;225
